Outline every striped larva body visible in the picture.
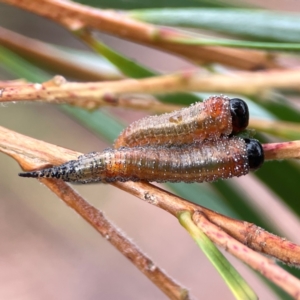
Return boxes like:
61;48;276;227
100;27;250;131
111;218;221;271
19;138;264;184
114;96;249;148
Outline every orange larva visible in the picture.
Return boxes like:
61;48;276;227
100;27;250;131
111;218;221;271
19;138;264;184
114;95;249;148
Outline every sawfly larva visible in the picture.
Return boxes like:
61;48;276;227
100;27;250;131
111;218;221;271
114;95;249;148
19;138;264;184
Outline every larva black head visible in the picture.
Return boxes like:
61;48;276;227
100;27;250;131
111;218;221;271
244;138;264;170
229;98;249;133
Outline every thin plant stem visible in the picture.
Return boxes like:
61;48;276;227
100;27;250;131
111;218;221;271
0;0;280;70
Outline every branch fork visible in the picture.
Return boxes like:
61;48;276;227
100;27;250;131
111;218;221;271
1;125;300;298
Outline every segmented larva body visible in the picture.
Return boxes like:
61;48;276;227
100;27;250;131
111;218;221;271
19;137;264;184
114;95;249;148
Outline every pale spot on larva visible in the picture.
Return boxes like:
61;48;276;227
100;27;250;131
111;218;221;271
260;242;266;248
169;114;183;124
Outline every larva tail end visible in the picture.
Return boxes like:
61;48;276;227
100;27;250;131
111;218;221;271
19;171;41;178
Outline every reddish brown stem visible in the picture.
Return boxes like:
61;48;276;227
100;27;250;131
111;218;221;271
1;71;300;110
193;212;300;299
263;141;300;160
1;0;280;70
43;178;189;300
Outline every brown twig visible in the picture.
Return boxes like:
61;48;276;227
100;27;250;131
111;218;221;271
0;76;183;111
193;212;300;299
0;126;190;300
263;141;300;160
44;179;190;300
113;179;300;267
0;71;300;109
1;125;300;279
0;0;280;70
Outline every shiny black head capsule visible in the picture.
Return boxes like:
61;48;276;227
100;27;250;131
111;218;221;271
229;98;249;133
244;138;264;170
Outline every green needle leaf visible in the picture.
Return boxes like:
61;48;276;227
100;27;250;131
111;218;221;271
0;45;49;82
61;106;123;143
130;9;300;43
74;0;238;10
75;30;200;105
158;37;300;51
179;211;258;300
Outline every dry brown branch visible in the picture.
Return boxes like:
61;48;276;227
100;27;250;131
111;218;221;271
0;0;280;70
1;125;300;298
193;212;300;299
0;76;184;111
0;126;189;300
0;26;122;81
113;176;300;267
44;179;190;300
0;71;299;109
